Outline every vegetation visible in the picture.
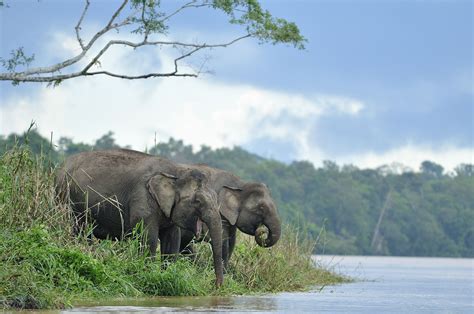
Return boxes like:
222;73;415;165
1;0;305;84
150;140;474;258
2;130;472;258
0;138;345;309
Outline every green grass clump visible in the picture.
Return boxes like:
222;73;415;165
0;226;212;309
229;228;347;292
0;145;346;310
190;226;347;295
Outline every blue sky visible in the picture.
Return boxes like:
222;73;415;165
1;0;472;171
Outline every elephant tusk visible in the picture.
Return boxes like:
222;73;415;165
160;172;178;179
222;185;243;191
195;217;203;238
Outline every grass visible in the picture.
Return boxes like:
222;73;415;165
0;145;348;310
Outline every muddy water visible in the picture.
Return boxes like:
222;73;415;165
30;256;474;313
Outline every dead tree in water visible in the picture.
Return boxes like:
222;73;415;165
371;189;393;253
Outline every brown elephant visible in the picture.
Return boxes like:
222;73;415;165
55;149;224;287
179;164;281;270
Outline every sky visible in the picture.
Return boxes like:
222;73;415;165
0;0;473;171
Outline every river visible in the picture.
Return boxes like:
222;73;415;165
45;256;474;313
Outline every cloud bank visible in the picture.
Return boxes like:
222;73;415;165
1;32;472;171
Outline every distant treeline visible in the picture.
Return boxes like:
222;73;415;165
1;130;473;257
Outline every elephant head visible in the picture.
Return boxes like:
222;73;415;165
219;182;281;248
147;169;224;286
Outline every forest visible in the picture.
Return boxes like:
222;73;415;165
1;130;472;257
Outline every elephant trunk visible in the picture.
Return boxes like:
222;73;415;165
203;209;224;287
255;214;281;248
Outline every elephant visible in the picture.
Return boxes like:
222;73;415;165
178;164;281;270
55;149;224;287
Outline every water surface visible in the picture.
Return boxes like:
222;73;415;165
39;256;474;313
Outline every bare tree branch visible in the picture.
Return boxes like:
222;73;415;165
75;0;90;51
0;0;305;84
84;71;197;79
105;0;129;29
4;3;133;79
1;2;250;83
82;34;251;74
1;32;251;83
161;0;211;23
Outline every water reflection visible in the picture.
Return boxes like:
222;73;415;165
65;295;277;313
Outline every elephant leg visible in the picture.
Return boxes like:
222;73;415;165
73;211;87;237
144;216;159;258
134;213;159;259
159;224;181;265
179;228;196;258
92;224;111;239
227;226;237;262
222;238;230;272
222;224;236;271
180;242;196;262
182;243;195;257
147;226;159;259
71;200;87;235
71;203;96;243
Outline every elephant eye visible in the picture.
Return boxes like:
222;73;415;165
193;197;202;206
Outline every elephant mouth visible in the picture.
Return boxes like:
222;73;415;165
255;224;269;246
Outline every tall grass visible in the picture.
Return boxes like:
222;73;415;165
0;145;70;232
0;144;347;310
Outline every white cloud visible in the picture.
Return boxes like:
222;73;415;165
1;72;361;152
315;144;473;172
2;32;471;172
1;32;364;153
2;69;471;171
314;95;365;115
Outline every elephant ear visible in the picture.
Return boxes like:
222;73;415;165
219;185;242;225
147;172;177;218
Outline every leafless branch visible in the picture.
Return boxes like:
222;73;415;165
84;70;198;79
161;0;211;23
0;0;253;83
75;0;90;50
4;1;132;78
82;34;251;74
105;0;128;29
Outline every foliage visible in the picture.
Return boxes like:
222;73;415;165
148;138;473;257
0;47;35;72
0;138;63;231
1;130;473;257
0;142;344;309
226;226;347;292
212;0;306;48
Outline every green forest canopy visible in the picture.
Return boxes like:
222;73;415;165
1;130;472;257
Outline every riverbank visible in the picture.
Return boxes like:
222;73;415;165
0;146;347;309
11;256;473;313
